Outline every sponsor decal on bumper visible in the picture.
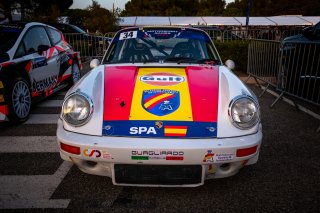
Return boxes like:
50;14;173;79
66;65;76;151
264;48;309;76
102;120;217;138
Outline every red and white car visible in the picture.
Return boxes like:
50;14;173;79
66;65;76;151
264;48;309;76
0;22;81;122
57;27;262;187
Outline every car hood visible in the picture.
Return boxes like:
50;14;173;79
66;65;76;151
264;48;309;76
63;64;259;138
283;34;310;42
102;66;219;138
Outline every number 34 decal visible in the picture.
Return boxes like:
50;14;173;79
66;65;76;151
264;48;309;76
119;31;137;40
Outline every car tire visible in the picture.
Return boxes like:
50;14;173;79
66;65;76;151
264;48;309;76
70;61;81;86
8;78;32;123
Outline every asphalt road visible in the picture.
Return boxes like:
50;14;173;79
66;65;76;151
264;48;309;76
0;66;319;212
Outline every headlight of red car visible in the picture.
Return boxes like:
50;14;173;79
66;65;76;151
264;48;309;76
228;96;260;130
62;92;93;126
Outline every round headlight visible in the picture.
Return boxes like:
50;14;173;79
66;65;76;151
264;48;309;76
62;92;93;126
229;96;260;130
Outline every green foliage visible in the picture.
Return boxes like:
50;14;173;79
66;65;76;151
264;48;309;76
223;0;245;16
121;0;225;16
197;0;226;16
82;1;117;33
223;0;320;16
1;0;73;22
214;41;249;73
64;9;90;28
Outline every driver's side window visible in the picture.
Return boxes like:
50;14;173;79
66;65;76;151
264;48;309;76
23;27;51;54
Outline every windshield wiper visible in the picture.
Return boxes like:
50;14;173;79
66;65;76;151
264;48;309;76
196;58;221;65
164;57;221;65
164;57;195;64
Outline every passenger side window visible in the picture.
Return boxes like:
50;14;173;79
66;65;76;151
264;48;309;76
47;28;62;45
23;27;51;54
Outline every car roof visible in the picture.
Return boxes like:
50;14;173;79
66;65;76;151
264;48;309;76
0;22;26;30
118;26;208;34
0;22;52;29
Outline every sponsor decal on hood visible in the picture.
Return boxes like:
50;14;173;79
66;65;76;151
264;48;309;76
103;66;219;138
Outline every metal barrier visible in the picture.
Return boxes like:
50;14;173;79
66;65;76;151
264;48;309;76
246;39;281;97
278;41;320;106
63;33;112;61
247;39;320;107
203;28;302;42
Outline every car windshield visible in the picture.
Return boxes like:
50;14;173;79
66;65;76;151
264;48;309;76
71;25;87;34
0;26;22;53
104;28;221;64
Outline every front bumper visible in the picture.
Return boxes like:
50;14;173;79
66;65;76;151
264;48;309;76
57;119;263;187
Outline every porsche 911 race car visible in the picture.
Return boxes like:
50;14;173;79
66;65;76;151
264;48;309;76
57;27;262;187
0;22;82;122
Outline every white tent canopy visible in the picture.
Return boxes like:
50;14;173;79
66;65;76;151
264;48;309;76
267;16;314;26
202;17;241;26
170;17;206;26
119;16;320;27
135;16;170;26
234;17;276;26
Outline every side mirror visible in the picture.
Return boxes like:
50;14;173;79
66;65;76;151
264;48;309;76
90;59;100;68
225;59;235;70
37;45;50;54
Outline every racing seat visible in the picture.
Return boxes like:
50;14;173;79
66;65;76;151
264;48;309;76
170;41;199;58
123;42;154;62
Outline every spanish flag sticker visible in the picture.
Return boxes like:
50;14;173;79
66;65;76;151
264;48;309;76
164;126;188;137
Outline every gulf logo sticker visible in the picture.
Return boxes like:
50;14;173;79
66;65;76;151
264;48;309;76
142;89;180;116
140;72;185;86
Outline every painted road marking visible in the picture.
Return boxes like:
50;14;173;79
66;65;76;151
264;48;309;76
37;100;64;108
24;114;60;124
0;136;58;153
0;161;72;209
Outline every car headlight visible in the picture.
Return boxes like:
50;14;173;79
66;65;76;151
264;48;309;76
228;96;260;130
62;92;93;126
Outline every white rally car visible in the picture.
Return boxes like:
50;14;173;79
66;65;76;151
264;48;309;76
57;27;262;187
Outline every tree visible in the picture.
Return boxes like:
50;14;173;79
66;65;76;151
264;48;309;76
0;0;73;22
223;0;245;16
197;0;226;16
82;0;117;33
232;0;320;16
64;9;90;27
121;0;228;16
31;0;73;22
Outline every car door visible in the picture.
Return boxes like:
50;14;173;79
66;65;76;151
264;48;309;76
21;26;59;96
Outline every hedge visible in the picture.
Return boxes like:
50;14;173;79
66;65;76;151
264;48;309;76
214;40;249;74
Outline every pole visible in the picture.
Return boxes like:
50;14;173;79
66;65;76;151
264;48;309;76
246;0;251;38
246;0;251;27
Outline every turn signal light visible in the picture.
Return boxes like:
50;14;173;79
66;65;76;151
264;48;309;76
60;142;80;155
236;146;257;157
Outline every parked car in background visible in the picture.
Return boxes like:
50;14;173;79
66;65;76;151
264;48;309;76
0;22;82;122
50;23;111;57
57;26;262;187
283;21;320;42
280;22;320;104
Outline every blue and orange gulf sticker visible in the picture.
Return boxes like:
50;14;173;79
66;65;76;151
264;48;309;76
102;120;217;138
130;68;193;121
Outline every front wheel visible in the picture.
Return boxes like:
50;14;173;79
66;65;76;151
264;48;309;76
9;78;32;122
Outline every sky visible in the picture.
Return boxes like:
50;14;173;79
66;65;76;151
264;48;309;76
70;0;234;10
